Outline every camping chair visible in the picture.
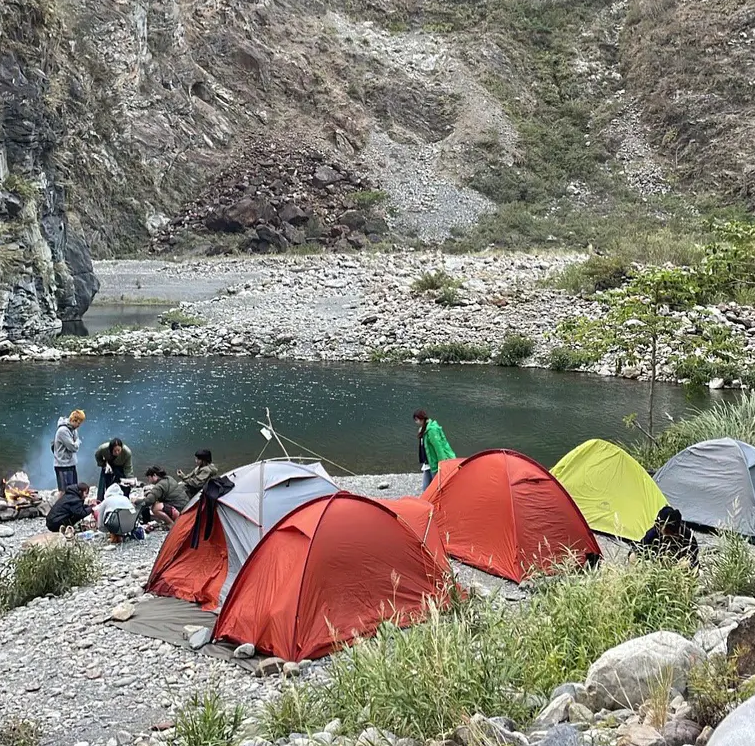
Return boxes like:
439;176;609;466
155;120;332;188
103;506;141;538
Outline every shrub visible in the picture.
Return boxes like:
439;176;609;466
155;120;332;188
370;347;412;364
411;270;460;293
549;255;631;295
0;543;99;614
705;529;755;597
498;334;535;366
417;343;490;364
688;653;755;727
263;560;699;740
0;719;39;746
174;691;245;746
548;346;593;371
160;309;205;328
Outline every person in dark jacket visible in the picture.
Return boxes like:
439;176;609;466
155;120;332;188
144;466;189;528
632;506;699;568
46;483;93;533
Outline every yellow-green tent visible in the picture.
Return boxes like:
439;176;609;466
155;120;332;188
551;439;668;541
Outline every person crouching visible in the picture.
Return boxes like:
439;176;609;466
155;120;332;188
143;466;189;528
46;482;93;533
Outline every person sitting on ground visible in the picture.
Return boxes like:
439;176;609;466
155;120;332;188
53;409;86;498
630;506;699;568
46;482;93;533
95;438;134;501
143;466;189;528
96;483;140;542
177;449;218;498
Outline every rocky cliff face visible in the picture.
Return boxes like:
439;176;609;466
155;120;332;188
0;2;99;342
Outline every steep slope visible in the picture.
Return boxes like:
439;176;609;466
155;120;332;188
1;0;752;342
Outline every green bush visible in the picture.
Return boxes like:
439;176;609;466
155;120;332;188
673;357;742;387
0;719;39;746
174;691;245;746
0;543;99;614
159;309;205;328
369;347;413;364
549;255;631;295
411;270;460;293
263;560;698;740
417;343;490;364
705;529;755;597
498;334;535;366
629;392;755;470
548;346;593;371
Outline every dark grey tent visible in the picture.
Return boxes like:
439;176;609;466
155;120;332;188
653;438;755;536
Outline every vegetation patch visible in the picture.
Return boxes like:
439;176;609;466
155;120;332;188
351;190;389;209
497;334;535;366
688;653;755;728
0;543;99;614
173;691;245;746
704;529;755;598
0;718;40;746
263;560;698;740
411;270;461;294
417;343;490;364
547;347;594;372
629;393;755;470
370;347;413;364
159;309;206;328
547;254;632;296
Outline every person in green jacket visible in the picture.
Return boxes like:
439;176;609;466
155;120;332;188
177;449;218;498
144;465;189;528
414;409;456;490
95;438;134;501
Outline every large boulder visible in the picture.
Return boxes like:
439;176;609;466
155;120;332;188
585;631;706;710
727;613;755;676
708;694;755;745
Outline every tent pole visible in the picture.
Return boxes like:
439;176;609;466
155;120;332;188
266;408;291;460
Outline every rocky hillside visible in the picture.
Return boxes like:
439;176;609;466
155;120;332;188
0;0;753;340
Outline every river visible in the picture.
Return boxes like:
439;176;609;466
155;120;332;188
0;357;728;489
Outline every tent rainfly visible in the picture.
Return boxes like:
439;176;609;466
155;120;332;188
422;449;602;582
653;438;755;536
212;493;452;661
551;439;668;541
147;460;338;610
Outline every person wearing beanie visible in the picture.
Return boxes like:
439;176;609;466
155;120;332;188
632;506;699;568
177;449;218;498
53;409;86;497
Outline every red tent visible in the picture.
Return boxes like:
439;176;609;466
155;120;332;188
422;449;601;582
212;492;451;661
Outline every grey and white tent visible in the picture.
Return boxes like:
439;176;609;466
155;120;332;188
147;459;339;609
653;438;755;536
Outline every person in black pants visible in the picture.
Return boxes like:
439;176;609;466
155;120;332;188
46;483;93;533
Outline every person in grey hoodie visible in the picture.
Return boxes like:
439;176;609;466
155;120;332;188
53;409;85;497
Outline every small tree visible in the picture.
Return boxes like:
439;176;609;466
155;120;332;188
557;266;746;438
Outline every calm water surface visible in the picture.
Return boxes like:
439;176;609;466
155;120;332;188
0;357;728;489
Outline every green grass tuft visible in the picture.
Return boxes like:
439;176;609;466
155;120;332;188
159;309;206;328
705;529;755;597
411;270;460;294
174;691;246;746
0;543;99;615
417;343;490;364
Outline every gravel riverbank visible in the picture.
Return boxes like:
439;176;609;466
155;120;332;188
0;472;635;746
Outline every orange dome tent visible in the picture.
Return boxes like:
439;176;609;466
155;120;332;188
422;449;601;582
212;492;452;661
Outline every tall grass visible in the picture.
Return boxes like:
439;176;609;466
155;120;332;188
688;653;755;727
174;691;245;746
263;560;699;740
629;392;755;470
0;543;99;614
705;529;755;597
